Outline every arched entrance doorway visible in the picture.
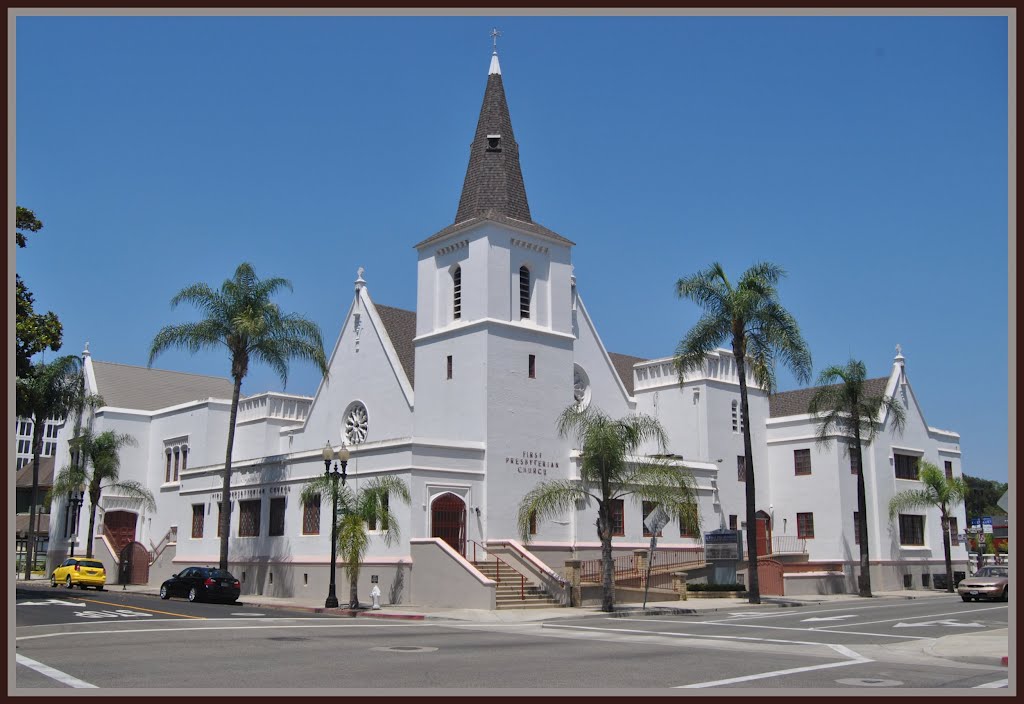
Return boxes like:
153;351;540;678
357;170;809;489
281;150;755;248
755;510;772;557
431;493;466;557
103;511;138;555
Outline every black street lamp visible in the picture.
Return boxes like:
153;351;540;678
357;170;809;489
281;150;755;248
322;442;350;609
68;488;84;558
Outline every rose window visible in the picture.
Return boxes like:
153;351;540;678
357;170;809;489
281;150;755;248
344;403;369;444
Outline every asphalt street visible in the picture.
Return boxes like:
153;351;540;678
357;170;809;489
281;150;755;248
14;585;1010;691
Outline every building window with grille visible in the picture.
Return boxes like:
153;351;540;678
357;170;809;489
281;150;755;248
269;498;286;537
797;512;815;539
165;451;173;483
728;514;738;531
948;516;959;546
680;515;696;538
898;514;925;546
642;501;663;537
850;446;861;475
731;400;744;433
217;502;226;537
302;495;320;535
894;453;919;480
368;493;390;532
519;266;531;319
173;448;180;482
452;266;462;320
853;511;861;545
528;354;536;379
191;504;204;539
944;460;953;480
794;449;812;476
239;500;260;537
182;446;188;472
446;355;453;380
528;510;537;536
608;499;624;536
737;455;746;482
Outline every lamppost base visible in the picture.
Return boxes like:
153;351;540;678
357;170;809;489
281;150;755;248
325;596;339;609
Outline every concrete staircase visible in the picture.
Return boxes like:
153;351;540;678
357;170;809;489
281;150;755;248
473;560;562;609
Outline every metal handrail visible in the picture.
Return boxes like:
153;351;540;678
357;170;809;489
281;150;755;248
468;539;525;600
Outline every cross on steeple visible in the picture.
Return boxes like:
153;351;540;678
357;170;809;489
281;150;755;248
491;27;501;53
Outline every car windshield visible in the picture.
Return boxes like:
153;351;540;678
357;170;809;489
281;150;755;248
977;567;1007;578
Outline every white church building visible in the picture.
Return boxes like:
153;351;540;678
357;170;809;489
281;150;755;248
46;49;968;607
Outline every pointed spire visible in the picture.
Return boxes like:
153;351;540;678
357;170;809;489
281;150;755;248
453;43;531;225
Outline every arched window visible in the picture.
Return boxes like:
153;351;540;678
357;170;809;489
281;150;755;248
731;400;744;433
452;266;462;320
519;266;531;319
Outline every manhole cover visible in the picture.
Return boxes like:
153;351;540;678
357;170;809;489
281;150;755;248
371;646;438;653
836;678;903;687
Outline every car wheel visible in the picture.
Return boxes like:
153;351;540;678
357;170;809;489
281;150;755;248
160;585;170;600
961;595;971;602
188;586;199;603
50;575;57;588
65;575;72;588
1002;588;1008;602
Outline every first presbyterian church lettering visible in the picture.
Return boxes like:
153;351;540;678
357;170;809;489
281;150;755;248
506;450;560;476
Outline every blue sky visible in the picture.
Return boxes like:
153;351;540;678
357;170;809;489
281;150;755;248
15;15;1009;482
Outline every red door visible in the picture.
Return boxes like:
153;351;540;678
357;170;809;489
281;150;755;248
758;559;784;596
431;493;466;556
103;511;137;555
756;515;772;556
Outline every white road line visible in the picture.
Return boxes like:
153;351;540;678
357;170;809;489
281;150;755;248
16;622;417;641
974;679;1009;688
16;654;98;688
676;657;871;688
813;605;1008;630
702;600;948;622
613;618;936;640
544;623;834;647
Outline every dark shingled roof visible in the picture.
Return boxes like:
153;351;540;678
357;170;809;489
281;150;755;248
92;361;237;412
416;210;575;249
768;377;890;418
16;456;55;488
375;304;417;389
608;353;648;397
455;70;531;224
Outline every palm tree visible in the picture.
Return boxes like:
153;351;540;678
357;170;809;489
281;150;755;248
149;262;329;571
516;405;701;613
673;262;812;604
808;359;906;598
888;460;968;594
16;355;86;579
49;429;156;559
300;475;411;608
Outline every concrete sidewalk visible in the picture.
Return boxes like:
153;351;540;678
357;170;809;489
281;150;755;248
16;578;1007;666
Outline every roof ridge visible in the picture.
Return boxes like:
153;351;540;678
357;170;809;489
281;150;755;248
93;359;232;383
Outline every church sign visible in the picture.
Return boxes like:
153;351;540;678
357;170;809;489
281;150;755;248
704;529;742;561
505;451;560;476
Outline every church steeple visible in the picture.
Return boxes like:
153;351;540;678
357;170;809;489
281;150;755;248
454;47;532;224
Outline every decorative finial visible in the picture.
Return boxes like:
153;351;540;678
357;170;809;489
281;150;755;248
357;266;365;281
83;341;90;357
491;27;501;53
895;343;903;357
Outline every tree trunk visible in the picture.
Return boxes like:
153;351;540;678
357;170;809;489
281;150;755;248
941;511;954;593
219;374;243;571
853;426;872;597
349;570;359;609
85;486;101;559
734;346;760;605
23;420;45;580
598;505;614;613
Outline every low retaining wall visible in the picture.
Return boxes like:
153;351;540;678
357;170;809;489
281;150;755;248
410;538;495;609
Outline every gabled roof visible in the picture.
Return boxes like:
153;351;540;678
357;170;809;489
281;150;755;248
92;361;237;412
608;353;647;396
768;377;890;418
416;210;575;249
16;456;55;488
375;304;417;389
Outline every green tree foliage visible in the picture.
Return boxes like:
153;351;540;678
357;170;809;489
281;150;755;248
50;429;155;560
300;474;410;608
963;474;1008;521
888;461;968;593
149;262;329;571
16;206;62;377
516;406;701;613
16;355;87;579
808;358;906;598
673;262;812;604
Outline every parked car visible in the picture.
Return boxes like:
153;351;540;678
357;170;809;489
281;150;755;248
51;558;107;590
957;565;1009;602
160;566;241;603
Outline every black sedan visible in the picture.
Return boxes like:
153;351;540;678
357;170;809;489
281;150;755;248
160;566;241;603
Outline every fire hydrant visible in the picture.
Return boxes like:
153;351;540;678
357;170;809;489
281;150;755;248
370;584;381;610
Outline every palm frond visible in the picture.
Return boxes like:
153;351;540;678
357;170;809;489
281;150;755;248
516;480;590;543
104;480;157;512
673;314;730;380
888;489;935;520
